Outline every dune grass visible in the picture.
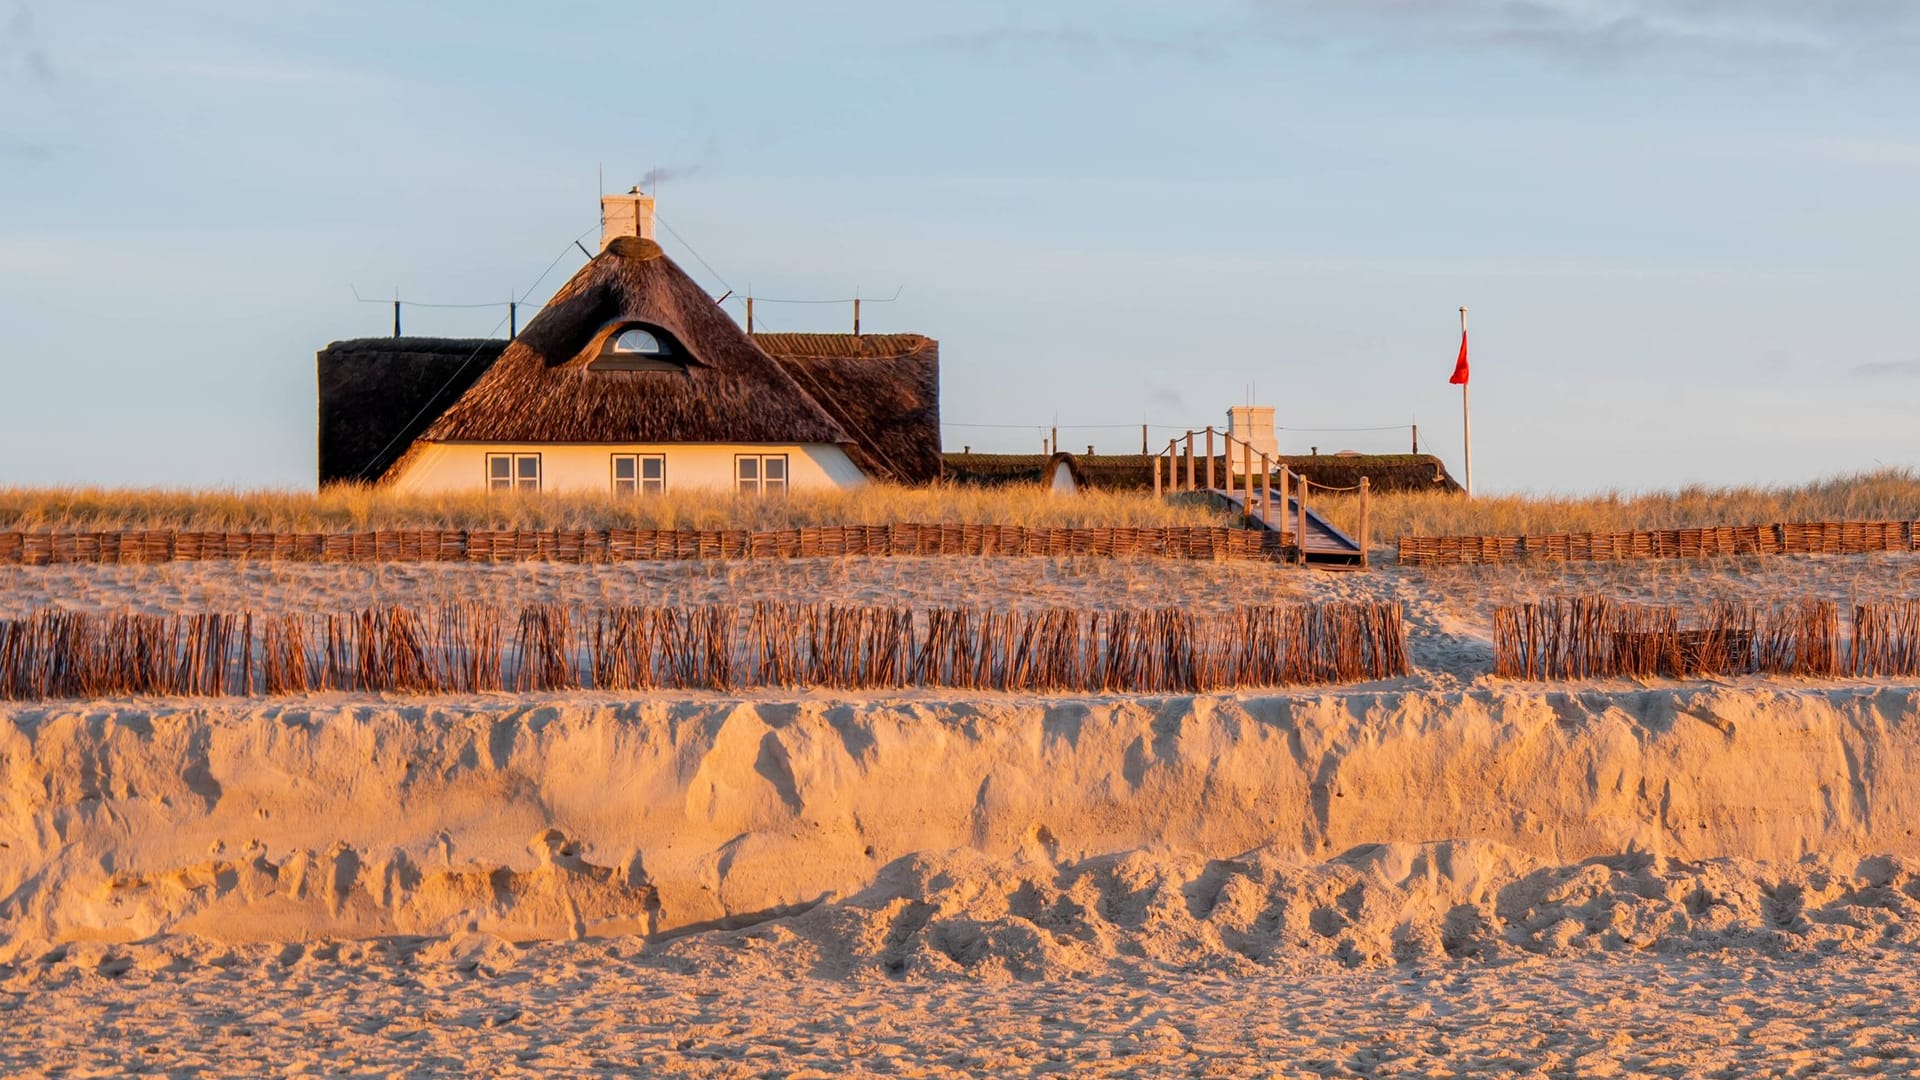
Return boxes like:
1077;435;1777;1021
9;469;1914;542
1309;468;1920;542
0;483;1232;533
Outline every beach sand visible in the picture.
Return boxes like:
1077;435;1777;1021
4;552;1920;1075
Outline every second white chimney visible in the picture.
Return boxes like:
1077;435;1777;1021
601;187;656;249
1226;405;1278;470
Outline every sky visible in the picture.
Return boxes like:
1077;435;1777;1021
1;0;1916;494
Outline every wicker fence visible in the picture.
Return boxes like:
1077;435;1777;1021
1492;597;1920;680
0;524;1291;566
0;600;1407;701
1400;520;1919;567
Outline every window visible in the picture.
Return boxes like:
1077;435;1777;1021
735;454;788;496
611;328;665;355
486;453;541;492
612;453;666;495
591;322;684;371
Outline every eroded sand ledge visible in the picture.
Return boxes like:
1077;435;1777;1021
3;687;1916;946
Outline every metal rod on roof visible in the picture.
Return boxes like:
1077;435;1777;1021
746;295;754;333
392;290;401;338
853;297;861;337
509;298;518;340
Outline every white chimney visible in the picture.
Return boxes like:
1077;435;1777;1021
1226;405;1277;471
600;187;656;249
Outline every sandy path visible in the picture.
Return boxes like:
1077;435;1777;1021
5;943;1916;1077
0;557;1298;623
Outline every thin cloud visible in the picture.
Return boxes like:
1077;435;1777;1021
934;2;1920;74
923;24;1225;64
1254;0;1920;70
0;133;60;159
130;56;361;86
1;1;54;85
1851;360;1920;380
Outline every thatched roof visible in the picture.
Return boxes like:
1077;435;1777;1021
404;237;851;465
316;337;508;485
943;452;1463;494
1282;454;1463;494
316;239;944;487
751;333;942;484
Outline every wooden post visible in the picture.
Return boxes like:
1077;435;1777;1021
392;297;401;338
1359;477;1372;569
746;296;755;333
1261;455;1272;525
1242;438;1253;520
1184;433;1195;492
1051;426;1059;456
1141;423;1149;455
1459;306;1473;498
853;297;861;336
1411;424;1419;454
1297;478;1309;565
1153;447;1162;497
1205;428;1215;492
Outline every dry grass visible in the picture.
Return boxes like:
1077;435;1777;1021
0;484;1230;534
1308;468;1920;542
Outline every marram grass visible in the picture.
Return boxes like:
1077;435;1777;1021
0;483;1231;534
4;469;1914;541
1309;467;1920;542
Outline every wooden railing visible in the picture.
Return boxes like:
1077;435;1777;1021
1153;426;1371;566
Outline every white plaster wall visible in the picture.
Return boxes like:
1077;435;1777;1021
389;443;867;495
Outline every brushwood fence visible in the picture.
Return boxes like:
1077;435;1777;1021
1400;520;1919;567
1493;597;1920;679
0;525;1287;566
0;601;1407;701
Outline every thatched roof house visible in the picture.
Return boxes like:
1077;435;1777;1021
317;196;940;494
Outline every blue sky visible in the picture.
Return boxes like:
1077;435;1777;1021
1;1;1915;493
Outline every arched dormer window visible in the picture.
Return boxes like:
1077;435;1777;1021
590;322;686;372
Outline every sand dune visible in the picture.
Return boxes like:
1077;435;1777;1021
7;683;1920;1072
5;687;1920;950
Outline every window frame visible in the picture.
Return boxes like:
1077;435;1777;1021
611;452;667;496
590;321;686;372
734;453;790;496
485;452;542;493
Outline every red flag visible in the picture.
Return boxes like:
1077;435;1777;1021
1449;331;1469;385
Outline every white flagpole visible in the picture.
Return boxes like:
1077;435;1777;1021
1460;306;1473;498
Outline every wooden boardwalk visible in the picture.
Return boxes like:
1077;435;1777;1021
1210;489;1365;567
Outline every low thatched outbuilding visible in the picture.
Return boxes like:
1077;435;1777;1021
943;451;1462;494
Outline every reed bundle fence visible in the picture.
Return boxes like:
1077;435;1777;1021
1400;520;1919;567
1489;596;1920;679
0;601;1407;702
0;525;1290;567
